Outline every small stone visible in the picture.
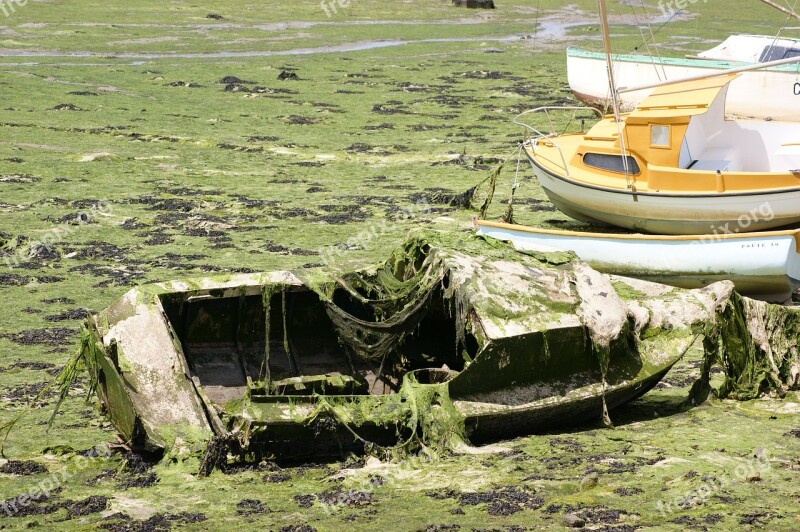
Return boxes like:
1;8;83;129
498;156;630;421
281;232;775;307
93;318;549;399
564;513;586;528
579;472;599;491
79;152;119;163
364;456;382;468
746;471;761;482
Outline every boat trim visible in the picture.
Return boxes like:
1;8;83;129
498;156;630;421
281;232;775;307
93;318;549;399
567;46;800;72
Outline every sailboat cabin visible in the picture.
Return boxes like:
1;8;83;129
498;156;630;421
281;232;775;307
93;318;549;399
566;74;800;194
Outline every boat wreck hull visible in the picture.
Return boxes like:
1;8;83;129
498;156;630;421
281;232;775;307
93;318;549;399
77;233;800;461
458;367;669;443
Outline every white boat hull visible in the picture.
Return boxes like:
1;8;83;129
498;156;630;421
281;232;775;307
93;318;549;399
567;49;800;121
475;220;800;301
528;151;800;235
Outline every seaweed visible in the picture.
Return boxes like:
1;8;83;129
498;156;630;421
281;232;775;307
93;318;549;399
0;341;89;456
297;375;465;462
304;237;444;368
690;290;800;401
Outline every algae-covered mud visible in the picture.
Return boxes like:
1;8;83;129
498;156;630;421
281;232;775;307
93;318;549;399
1;1;800;530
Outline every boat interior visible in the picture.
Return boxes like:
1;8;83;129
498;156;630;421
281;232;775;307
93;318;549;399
159;285;476;405
681;88;800;172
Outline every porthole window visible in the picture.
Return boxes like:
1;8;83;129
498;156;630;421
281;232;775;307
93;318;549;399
650;125;670;147
582;153;641;174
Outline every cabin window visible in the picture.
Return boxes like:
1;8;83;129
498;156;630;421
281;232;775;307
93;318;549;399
650;125;670;148
582;152;640;174
759;45;800;62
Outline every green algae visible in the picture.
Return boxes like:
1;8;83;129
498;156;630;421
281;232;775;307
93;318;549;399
305;376;466;459
300;236;444;367
696;291;800;401
1;0;800;529
610;279;649;301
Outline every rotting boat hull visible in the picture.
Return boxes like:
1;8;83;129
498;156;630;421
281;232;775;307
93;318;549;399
78;232;800;462
458;367;670;443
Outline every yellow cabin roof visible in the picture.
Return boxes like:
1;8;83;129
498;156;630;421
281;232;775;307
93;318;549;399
628;74;737;120
583;119;621;141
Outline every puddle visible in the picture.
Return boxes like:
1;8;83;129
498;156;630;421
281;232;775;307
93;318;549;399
0;8;690;65
537;20;594;38
0;35;529;60
0;15;679;64
19;19;492;30
534;12;682;38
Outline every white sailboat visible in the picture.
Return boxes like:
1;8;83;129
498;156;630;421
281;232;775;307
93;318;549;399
516;73;800;234
568;35;800;121
513;0;800;235
476;0;800;299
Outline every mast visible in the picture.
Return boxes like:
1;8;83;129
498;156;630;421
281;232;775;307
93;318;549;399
759;0;800;21
597;0;634;188
597;0;622;122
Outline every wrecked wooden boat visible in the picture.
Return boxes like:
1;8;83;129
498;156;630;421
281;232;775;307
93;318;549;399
76;232;799;460
475;219;800;301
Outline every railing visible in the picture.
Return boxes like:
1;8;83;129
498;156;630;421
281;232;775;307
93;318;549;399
512;107;603;177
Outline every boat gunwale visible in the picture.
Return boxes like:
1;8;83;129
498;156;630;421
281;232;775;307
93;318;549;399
525;146;800;199
474;219;800;250
566;46;800;72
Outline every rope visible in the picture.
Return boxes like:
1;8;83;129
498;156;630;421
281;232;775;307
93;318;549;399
501;148;523;224
627;0;667;81
770;0;799;50
628;8;682;54
475;143;522;220
641;0;668;80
